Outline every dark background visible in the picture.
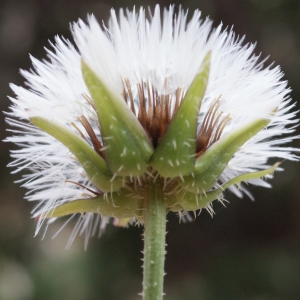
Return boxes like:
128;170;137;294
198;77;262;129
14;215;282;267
1;0;300;299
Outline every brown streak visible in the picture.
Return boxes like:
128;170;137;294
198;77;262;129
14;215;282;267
146;81;153;135
78;115;104;157
160;94;165;139
173;88;181;117
65;180;100;195
71;122;87;141
212;115;231;143
125;78;136;115
82;93;96;111
196;96;227;157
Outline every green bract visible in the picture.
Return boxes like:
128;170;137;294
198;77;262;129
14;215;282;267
43;187;144;220
150;52;211;178
178;113;276;194
170;162;280;212
82;60;154;177
32;53;280;221
30;117;123;192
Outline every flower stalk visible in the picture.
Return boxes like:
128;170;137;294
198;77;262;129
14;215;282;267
142;177;166;300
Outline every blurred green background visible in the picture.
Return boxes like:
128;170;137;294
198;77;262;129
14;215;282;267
1;0;300;299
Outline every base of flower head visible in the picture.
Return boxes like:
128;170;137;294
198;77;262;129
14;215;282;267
39;163;281;224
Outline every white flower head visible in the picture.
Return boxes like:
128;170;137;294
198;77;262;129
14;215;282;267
5;5;299;247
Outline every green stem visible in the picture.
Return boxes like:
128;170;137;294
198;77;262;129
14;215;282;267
142;179;167;300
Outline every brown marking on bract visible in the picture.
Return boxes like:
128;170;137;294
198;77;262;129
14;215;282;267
122;79;185;148
196;96;230;157
78;115;104;158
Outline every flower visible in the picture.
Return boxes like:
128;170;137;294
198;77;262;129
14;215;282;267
5;5;298;247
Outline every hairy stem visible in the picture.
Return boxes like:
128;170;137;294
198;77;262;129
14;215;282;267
142;178;167;300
